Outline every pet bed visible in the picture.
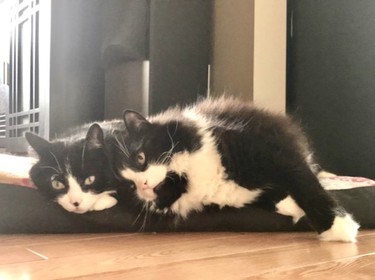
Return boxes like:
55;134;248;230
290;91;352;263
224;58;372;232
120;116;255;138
0;154;374;233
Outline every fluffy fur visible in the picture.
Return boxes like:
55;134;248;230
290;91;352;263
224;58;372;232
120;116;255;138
118;97;359;242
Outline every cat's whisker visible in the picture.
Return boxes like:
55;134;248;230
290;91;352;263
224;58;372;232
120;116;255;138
114;143;128;158
167;125;179;152
158;141;178;166
139;201;151;232
162;150;175;165
161;155;170;165
114;142;129;159
157;151;172;165
119;134;130;156
132;202;147;227
143;203;150;231
114;134;130;158
49;152;63;173
81;141;87;171
39;165;60;174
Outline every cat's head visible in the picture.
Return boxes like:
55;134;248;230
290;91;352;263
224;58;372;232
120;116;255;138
26;124;117;214
118;110;189;210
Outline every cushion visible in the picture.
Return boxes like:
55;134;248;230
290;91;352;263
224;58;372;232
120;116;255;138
0;155;374;233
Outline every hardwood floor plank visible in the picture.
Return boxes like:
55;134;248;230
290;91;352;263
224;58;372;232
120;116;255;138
0;232;309;279
58;232;375;280
0;247;44;265
254;254;375;279
0;233;127;248
0;231;373;280
26;232;310;260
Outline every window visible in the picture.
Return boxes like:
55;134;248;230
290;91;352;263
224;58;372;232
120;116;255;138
9;0;41;138
1;0;50;152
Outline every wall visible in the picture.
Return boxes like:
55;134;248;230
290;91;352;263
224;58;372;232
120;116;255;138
210;0;286;113
210;0;254;101
253;0;286;113
50;0;105;137
288;0;375;179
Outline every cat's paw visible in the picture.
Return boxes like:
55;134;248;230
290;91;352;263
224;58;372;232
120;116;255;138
92;195;118;211
319;214;360;243
275;196;305;224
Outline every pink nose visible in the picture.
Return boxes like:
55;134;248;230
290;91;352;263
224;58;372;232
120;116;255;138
141;180;149;190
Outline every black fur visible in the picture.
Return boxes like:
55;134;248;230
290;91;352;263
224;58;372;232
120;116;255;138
153;172;188;209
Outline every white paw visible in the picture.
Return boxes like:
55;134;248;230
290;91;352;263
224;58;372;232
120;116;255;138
319;214;360;243
275;196;305;224
92;195;118;211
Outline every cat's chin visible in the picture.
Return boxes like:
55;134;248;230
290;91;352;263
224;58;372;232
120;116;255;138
57;191;117;214
70;208;89;214
60;203;93;214
136;188;157;202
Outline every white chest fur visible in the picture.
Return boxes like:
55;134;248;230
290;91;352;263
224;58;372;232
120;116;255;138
168;114;262;218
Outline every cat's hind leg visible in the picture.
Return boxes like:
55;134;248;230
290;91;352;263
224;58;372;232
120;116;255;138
319;209;359;242
279;167;359;242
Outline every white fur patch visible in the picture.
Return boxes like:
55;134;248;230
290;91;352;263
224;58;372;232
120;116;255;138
168;149;262;218
319;214;360;243
166;110;261;217
57;175;116;214
275;196;305;223
121;164;167;201
67;175;84;205
92;195;118;211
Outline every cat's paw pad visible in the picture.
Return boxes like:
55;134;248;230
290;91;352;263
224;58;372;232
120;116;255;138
319;214;360;243
92;195;117;211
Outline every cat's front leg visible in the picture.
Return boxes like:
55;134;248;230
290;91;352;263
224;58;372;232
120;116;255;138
92;194;118;211
153;171;188;210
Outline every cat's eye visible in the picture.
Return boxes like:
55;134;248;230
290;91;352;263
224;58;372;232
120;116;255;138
136;152;146;165
84;176;96;185
51;180;65;190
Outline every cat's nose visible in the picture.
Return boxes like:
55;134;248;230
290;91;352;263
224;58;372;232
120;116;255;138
72;201;80;207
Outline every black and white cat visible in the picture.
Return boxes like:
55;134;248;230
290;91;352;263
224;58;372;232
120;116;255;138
26;121;125;214
119;97;359;242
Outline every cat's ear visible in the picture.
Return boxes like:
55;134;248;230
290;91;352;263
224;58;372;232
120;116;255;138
123;110;151;134
86;123;104;149
25;132;52;156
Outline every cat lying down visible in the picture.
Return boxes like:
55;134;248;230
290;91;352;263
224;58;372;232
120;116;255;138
117;97;359;242
26;97;359;242
25;121;125;214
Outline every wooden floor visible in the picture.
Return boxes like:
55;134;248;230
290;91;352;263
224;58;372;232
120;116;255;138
0;230;374;279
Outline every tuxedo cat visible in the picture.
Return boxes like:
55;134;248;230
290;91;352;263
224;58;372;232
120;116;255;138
26;121;125;214
119;97;359;242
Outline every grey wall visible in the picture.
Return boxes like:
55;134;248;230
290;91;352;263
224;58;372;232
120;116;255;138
148;0;211;114
287;0;375;179
50;0;105;138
